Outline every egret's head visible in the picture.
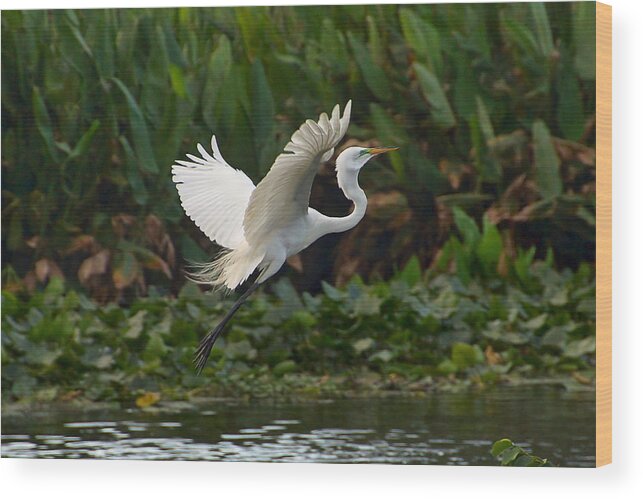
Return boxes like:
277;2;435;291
337;146;399;171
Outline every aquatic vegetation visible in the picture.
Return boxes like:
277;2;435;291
491;438;553;466
2;260;595;405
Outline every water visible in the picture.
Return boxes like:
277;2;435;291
1;387;595;466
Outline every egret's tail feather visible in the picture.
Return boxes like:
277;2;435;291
186;241;263;292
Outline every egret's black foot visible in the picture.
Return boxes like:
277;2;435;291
193;281;261;375
193;322;226;374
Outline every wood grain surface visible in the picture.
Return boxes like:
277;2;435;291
596;1;612;468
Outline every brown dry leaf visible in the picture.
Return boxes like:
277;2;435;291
65;235;98;255
78;250;110;286
496;250;509;278
111;214;136;238
26;236;42;249
571;372;592;385
145;215;176;269
145;215;164;245
512;199;556;222
112;252;140;290
141;254;172;278
60;390;82;401
35;258;64;283
485;345;502;365
553;138;596;166
135;391;161;408
439;160;472;190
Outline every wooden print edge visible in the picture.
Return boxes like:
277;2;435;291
595;0;612;468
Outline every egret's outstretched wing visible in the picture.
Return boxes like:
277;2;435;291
172;136;255;250
243;101;352;246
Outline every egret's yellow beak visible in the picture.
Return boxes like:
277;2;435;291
368;146;399;156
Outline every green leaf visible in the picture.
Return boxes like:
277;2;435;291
530;3;554;59
556;52;585;140
125;310;147;339
369;350;394;363
452;207;480;247
68;120;100;161
541;326;569;350
500;445;523;465
112;251;139;290
532;120;562;199
399;8;441;73
413;63;456;129
168;64;187;99
25;343;62;366
32;87;61;162
236;7;266;59
202;35;233;130
88;9;115;82
564;336;595;358
524;313;547;330
120;136;149;206
143;332;168;361
476;216;502;277
490;438;513;457
572;2;596;80
501;15;540;60
451;342;483;370
366;16;384;65
250;59;275;167
347;32;391;102
437;359;458;375
352;294;382;316
353;337;375;354
398;255;422;287
273;359;297;377
112;77;159;173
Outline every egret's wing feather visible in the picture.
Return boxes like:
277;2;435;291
172;136;255;249
243;101;352;246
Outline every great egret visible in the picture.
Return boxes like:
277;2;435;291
172;101;397;373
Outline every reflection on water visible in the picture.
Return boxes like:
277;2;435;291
2;387;595;466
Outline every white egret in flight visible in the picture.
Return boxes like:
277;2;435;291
172;101;397;373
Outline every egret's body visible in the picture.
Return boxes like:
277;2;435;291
172;101;396;372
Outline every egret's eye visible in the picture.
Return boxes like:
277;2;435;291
358;149;370;158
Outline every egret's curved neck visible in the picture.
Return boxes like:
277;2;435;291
322;166;367;235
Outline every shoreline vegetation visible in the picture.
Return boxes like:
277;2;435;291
2;258;596;409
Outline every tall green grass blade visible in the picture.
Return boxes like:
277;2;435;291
572;2;596;80
67;120;100;161
112;77;159;173
399;8;441;73
556;52;585;140
530;3;554;59
413;63;456;129
169;64;188;99
476;216;502;277
500;15;540;60
532;120;562;199
347;32;392;102
250;59;275;167
32;87;61;163
202;35;232;130
119;136;149;206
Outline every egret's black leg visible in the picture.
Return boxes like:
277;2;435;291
194;281;261;374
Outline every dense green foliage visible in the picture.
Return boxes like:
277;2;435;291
2;3;596;298
2;256;595;404
490;438;553;466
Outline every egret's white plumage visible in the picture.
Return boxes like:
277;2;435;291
172;135;255;250
171;101;397;372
